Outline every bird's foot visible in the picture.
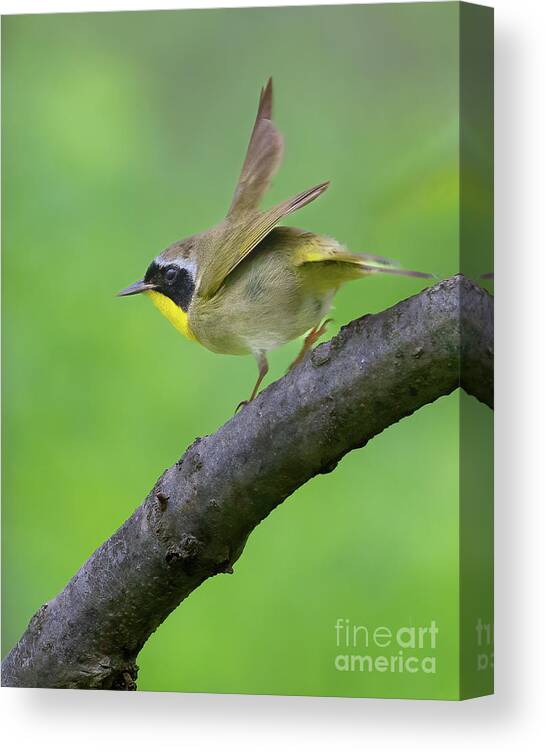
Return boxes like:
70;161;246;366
314;318;334;339
235;352;269;413
234;399;249;414
288;319;334;372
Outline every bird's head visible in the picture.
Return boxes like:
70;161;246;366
117;238;198;339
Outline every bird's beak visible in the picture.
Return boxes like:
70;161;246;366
117;280;156;297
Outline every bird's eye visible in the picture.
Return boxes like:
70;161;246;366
165;267;178;283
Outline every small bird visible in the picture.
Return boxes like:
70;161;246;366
118;79;431;408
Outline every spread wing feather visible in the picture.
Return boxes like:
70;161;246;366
227;78;284;218
198;181;330;299
196;79;330;299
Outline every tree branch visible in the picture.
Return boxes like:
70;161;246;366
1;274;493;689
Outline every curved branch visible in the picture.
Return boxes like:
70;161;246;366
1;274;493;689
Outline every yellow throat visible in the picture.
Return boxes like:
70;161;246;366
146;290;196;341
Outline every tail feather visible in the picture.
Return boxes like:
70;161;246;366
336;251;435;279
360;263;435;280
294;237;435;281
359;252;400;267
354;253;434;279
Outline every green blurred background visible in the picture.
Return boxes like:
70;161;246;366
3;3;465;698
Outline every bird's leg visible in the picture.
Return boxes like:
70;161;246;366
235;351;269;412
288;318;333;371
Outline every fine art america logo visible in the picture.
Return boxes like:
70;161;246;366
334;618;438;674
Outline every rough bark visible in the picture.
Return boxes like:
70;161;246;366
1;274;493;690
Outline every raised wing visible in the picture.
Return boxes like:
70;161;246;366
227;78;284;219
196;80;330;299
197;181;330;299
